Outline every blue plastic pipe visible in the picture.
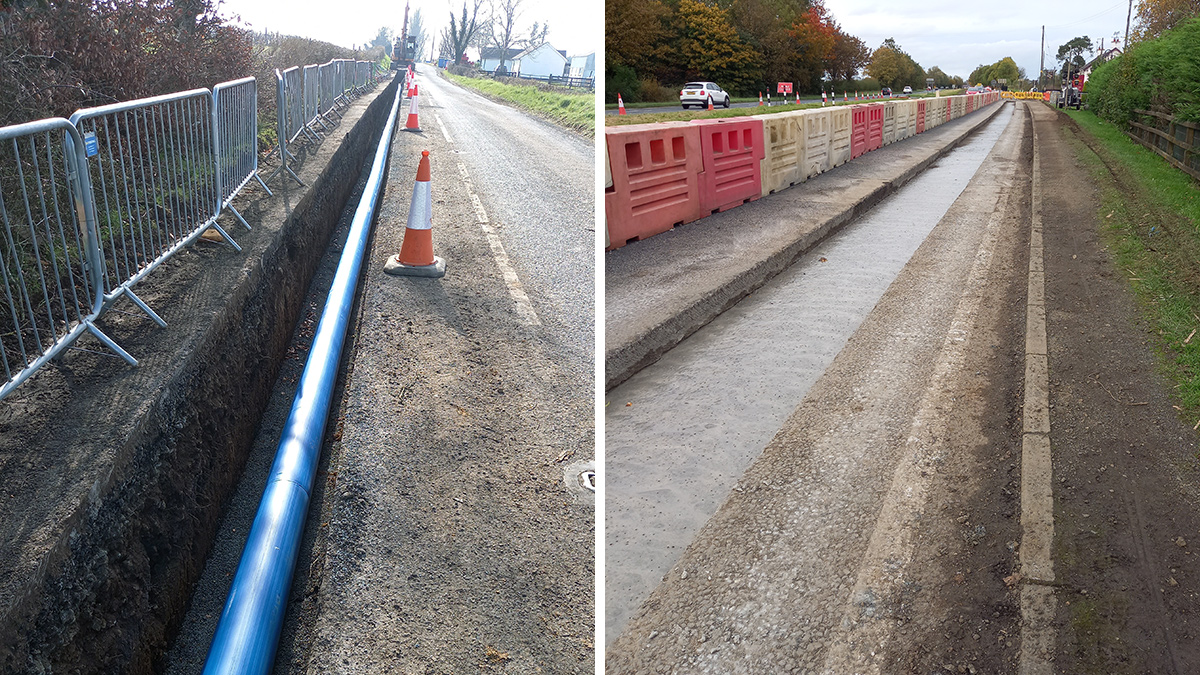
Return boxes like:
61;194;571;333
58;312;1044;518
202;80;403;675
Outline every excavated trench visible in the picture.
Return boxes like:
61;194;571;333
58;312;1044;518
0;73;400;673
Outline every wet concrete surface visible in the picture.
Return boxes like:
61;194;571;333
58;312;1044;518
605;104;1016;643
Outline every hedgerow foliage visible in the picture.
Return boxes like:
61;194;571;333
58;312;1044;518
1087;17;1200;124
0;0;252;126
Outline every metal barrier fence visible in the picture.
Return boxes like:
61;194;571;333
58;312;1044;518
0;118;134;400
318;62;339;123
303;64;324;135
214;77;272;229
267;67;305;187
2;58;385;399
71;89;235;325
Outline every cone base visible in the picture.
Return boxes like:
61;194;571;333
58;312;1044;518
403;126;422;133
384;255;445;278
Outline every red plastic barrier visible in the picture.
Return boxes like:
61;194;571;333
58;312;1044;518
850;104;868;159
967;95;976;113
945;99;952;122
916;100;926;134
604;122;703;250
866;104;883;152
690;117;766;214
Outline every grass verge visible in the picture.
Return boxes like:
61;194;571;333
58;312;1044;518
442;72;594;137
1062;107;1200;415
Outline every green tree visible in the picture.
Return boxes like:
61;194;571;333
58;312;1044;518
1056;35;1093;80
868;38;922;88
968;56;1019;87
1133;0;1200;41
677;0;761;94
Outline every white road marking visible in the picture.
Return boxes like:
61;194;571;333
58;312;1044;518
434;113;452;143
457;161;540;326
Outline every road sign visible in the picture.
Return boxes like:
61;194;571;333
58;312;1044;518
777;82;793;94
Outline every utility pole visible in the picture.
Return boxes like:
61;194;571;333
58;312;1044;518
1125;0;1133;49
1039;25;1045;91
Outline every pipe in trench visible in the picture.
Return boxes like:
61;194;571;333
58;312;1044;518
201;80;404;674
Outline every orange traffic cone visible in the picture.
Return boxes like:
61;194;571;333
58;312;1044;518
843;91;847;102
758;92;763;106
618;93;627;115
403;92;421;132
385;150;445;278
707;96;714;110
795;92;799;105
822;90;827;106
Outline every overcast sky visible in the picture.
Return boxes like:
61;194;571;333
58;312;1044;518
827;0;1135;81
216;0;600;58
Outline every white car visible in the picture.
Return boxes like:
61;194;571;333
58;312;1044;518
903;85;913;94
680;82;730;109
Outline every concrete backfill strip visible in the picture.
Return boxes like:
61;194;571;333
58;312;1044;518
200;83;404;672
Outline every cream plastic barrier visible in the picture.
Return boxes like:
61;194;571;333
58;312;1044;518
759;110;807;196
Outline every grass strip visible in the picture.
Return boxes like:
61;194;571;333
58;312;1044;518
443;72;593;136
1063;107;1200;413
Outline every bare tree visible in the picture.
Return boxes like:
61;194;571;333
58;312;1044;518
521;20;548;49
489;0;523;72
445;0;483;65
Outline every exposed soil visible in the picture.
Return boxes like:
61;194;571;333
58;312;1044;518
1032;103;1200;673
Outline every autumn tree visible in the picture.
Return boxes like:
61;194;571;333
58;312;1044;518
868;38;923;88
787;2;837;91
1132;0;1200;41
827;32;869;82
676;0;760;94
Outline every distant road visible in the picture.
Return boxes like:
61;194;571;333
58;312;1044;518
607;94;908;115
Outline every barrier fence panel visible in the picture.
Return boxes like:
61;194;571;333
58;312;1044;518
604;122;703;250
71;88;233;323
303;64;325;135
267;67;305;187
359;62;370;92
691;117;765;213
336;60;353;106
0;118;137;399
801;108;831;178
866;104;883;152
882;101;897;145
850;105;868;159
829;107;851;167
759;111;806;196
318;62;340;124
213;77;272;230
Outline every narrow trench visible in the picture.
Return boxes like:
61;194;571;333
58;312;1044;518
162;147;384;673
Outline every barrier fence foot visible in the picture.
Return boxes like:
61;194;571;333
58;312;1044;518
123;289;168;328
224;204;252;231
85;322;138;366
253;172;274;198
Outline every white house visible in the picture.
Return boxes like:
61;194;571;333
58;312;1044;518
569;53;595;80
1081;47;1122;85
512;43;568;79
478;47;523;73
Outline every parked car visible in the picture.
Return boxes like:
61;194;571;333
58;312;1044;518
903;85;913;94
680;82;731;109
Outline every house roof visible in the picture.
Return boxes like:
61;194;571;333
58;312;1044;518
1083;47;1122;71
480;47;523;60
513;43;566;61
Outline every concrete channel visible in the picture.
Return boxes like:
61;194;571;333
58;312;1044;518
0;73;401;672
605;101;1016;641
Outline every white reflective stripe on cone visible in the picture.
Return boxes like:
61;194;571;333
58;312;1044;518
407;180;432;230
